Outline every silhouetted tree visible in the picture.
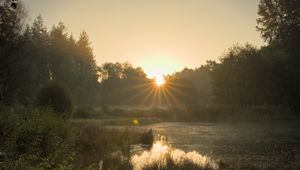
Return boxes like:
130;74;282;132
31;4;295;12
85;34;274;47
212;44;265;106
257;0;300;44
168;65;213;106
0;0;26;103
37;80;73;116
14;15;51;104
72;31;99;105
165;73;198;107
98;62;150;105
257;0;300;109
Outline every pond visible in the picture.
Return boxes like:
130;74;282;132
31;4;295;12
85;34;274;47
137;122;300;165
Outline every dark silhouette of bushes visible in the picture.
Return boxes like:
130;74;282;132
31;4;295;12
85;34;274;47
36;80;73;116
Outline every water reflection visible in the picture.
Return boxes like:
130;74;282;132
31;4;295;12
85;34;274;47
130;134;218;170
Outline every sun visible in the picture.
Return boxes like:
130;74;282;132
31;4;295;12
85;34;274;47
155;75;165;86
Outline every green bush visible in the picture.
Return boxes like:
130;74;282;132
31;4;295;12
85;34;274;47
0;106;75;169
37;80;73;117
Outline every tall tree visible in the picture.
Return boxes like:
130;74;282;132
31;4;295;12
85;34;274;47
15;15;51;103
0;0;26;103
212;44;264;106
257;0;300;109
257;0;300;44
73;31;99;105
49;22;76;85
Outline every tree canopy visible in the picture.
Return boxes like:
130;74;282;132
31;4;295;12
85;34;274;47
0;0;299;110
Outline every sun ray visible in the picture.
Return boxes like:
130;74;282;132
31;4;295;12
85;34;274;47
163;87;183;107
126;82;154;104
140;85;157;106
161;88;172;106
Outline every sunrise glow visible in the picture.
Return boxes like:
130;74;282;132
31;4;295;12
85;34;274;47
155;75;165;86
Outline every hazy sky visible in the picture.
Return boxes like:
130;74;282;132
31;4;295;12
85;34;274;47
24;0;264;77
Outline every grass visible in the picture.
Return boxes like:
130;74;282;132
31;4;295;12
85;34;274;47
72;121;153;169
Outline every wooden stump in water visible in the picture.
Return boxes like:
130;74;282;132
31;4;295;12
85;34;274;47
141;129;154;145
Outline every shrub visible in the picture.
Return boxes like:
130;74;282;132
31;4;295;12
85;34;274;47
36;80;73;117
0;106;75;169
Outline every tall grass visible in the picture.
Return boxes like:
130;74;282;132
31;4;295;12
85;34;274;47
131;142;218;170
72;121;153;169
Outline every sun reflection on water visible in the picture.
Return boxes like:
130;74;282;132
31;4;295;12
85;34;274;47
131;135;218;170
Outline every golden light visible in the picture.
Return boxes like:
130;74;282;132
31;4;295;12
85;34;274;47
127;55;183;106
138;54;182;78
155;75;165;86
132;119;140;125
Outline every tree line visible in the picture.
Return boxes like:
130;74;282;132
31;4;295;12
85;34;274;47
212;0;300;109
1;0;299;110
161;0;300;110
1;0;99;105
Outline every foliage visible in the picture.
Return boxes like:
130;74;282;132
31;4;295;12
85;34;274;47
0;6;99;105
98;62;150;105
211;44;263;106
0;0;300;120
0;106;75;169
37;80;73;116
0;0;26;103
257;0;300;44
165;72;199;106
1;0;298;110
0;106;157;169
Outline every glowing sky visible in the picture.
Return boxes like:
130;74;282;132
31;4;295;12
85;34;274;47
24;0;264;76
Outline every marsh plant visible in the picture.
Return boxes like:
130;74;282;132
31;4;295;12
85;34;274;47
131;140;218;170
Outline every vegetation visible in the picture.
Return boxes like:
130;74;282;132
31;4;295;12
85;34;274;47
0;106;75;169
0;0;300;169
0;1;99;105
73;121;138;169
1;0;299;112
37;80;73;115
0;106;154;169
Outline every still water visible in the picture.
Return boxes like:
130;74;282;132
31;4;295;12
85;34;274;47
142;122;300;164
